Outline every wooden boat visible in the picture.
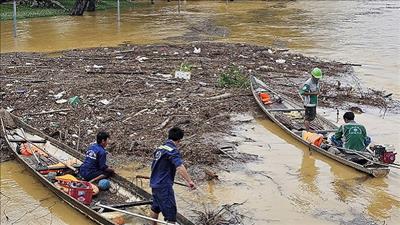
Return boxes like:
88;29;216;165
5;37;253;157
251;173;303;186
250;76;390;177
0;110;195;225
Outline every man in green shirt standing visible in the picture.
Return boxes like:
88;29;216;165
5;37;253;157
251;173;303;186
331;112;371;151
299;67;322;131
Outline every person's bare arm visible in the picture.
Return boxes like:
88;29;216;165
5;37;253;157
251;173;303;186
176;165;196;189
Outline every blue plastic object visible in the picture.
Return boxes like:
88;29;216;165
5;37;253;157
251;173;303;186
98;179;111;191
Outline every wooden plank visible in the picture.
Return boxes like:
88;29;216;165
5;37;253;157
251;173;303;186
23;109;71;116
294;129;337;136
268;108;305;112
315;129;337;133
9;138;46;143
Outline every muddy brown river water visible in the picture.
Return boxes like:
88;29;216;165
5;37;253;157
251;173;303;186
0;161;95;225
1;1;399;224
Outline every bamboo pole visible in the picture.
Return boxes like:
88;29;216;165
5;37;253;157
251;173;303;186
13;0;17;37
267;108;305;112
95;203;175;225
22;109;71;116
117;0;120;22
136;175;188;187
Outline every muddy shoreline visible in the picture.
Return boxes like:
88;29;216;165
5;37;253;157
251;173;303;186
0;42;397;169
0;138;13;162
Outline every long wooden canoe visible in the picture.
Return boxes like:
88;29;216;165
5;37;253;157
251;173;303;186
0;110;195;225
250;76;390;177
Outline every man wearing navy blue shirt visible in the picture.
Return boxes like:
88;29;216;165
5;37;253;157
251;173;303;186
79;131;115;183
150;127;195;224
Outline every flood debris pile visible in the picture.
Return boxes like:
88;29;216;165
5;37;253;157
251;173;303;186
193;202;248;225
0;42;395;165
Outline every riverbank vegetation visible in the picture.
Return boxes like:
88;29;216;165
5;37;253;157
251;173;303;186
0;0;139;20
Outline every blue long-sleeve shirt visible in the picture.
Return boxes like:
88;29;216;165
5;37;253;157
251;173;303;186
79;143;108;180
150;139;183;188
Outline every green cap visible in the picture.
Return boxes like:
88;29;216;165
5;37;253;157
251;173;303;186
311;68;322;79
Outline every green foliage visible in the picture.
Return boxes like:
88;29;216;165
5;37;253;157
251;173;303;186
218;66;249;89
0;0;140;20
179;62;192;72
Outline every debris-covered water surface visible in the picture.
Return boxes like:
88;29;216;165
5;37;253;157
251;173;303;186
0;42;397;166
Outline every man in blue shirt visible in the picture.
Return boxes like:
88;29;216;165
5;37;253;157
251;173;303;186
79;131;114;183
150;127;195;224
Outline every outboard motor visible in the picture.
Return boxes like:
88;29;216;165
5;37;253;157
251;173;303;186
383;152;397;164
371;145;397;164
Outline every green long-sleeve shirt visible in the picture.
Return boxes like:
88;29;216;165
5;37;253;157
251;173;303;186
299;78;319;107
334;120;368;151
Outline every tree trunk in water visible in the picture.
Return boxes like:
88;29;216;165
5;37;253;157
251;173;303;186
87;0;96;11
70;0;89;16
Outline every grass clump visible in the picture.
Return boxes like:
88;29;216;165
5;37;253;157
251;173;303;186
218;65;249;89
179;62;193;72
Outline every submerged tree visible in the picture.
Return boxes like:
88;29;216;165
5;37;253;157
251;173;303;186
71;0;97;16
71;0;88;15
87;0;96;11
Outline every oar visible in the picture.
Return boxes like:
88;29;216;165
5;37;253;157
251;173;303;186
95;202;176;225
12;132;79;174
136;175;189;187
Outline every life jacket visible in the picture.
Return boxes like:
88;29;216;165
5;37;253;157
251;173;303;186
55;174;78;182
302;131;324;147
20;143;33;156
259;93;272;105
19;143;48;157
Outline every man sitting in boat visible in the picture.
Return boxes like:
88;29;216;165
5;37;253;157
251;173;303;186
299;67;322;131
331;112;371;151
79;131;115;183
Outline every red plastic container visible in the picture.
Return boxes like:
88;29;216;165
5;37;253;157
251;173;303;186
65;181;93;205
